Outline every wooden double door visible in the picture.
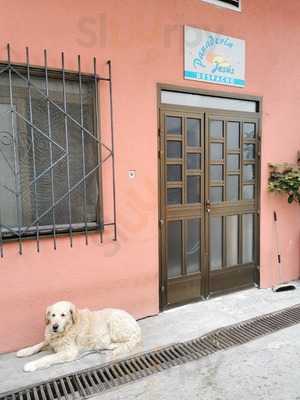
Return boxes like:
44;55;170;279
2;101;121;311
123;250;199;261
159;107;260;308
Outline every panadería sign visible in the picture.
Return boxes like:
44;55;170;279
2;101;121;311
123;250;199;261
184;25;245;87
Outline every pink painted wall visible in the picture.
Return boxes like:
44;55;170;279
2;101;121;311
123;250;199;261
0;0;300;353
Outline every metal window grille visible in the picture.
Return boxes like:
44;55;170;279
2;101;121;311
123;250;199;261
0;44;117;256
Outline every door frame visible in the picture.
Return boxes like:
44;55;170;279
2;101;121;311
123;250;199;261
157;83;263;311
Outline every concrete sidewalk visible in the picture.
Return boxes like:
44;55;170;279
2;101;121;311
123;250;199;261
98;323;300;400
1;283;300;394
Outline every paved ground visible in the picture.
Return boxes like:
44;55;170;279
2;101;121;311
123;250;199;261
98;324;300;400
1;283;300;397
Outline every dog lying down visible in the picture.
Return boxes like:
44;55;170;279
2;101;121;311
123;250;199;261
17;301;142;372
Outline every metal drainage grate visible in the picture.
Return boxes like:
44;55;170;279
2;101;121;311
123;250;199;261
2;303;300;399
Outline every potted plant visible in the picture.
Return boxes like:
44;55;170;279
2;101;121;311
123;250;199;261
268;154;300;204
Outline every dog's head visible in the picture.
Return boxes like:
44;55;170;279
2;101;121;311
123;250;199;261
45;301;78;334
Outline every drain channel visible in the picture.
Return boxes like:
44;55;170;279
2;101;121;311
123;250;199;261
2;303;300;399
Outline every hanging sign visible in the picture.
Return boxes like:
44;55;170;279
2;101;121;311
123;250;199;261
184;25;245;87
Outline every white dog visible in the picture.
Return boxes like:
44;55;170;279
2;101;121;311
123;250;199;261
16;301;142;372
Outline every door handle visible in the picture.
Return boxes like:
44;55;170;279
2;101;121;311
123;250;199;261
205;200;211;213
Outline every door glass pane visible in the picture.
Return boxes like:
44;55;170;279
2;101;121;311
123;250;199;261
187;176;201;203
209;165;223;181
243;164;255;181
186;219;201;274
227;154;240;170
244;144;255;160
167;221;182;278
210;143;223;161
167;141;182;158
226;175;239;201
209;186;223;203
227;122;240;150
209;120;223;139
226;215;238;267
167;188;182;205
243;185;254;200
244;123;256;138
243;214;254;263
166;116;181;135
167;165;182;181
209;216;223;270
187;153;201;170
187;118;200;147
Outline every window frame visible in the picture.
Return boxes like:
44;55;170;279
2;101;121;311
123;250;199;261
0;63;103;241
200;0;241;12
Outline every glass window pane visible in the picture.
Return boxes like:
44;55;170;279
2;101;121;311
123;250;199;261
244;123;256;138
0;75;100;232
0;106;18;227
243;185;254;200
167;221;182;278
166;116;181;135
243;164;255;181
186;219;201;274
187;118;201;147
227;122;240;150
161;91;257;113
209;120;223;139
226;175;239;201
187;176;201;203
209;186;223;203
244;144;255;160
226;215;238;267
167;188;182;205
187;153;201;170
209;216;223;270
167;165;182;181
210;143;223;161
167;141;182;158
209;165;223;181
242;214;254;263
227;154;240;170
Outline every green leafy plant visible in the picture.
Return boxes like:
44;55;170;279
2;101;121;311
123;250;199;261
268;163;300;204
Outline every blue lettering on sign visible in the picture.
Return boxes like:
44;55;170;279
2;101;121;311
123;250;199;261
192;34;234;68
211;63;234;75
184;70;245;87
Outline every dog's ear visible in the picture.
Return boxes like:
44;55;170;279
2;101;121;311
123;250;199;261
69;303;79;325
45;307;51;325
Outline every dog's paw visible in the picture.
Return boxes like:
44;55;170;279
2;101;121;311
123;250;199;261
17;348;31;358
23;362;37;372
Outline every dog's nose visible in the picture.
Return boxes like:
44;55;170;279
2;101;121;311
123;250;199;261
52;323;59;332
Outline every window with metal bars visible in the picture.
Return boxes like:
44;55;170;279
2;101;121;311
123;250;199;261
0;45;117;255
201;0;241;11
0;71;98;233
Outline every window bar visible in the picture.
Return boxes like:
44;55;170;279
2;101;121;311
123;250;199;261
78;55;88;245
44;49;57;250
0;65;9;76
61;52;73;247
11;67;99;145
26;161;101;229
7;44;23;254
13;108;66;152
93;57;103;243
26;47;40;252
107;60;117;241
